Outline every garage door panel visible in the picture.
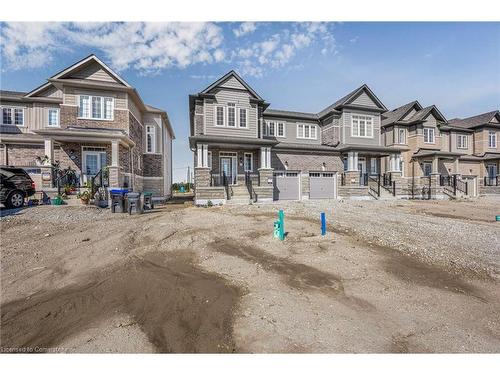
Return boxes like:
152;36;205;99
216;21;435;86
273;171;300;200
309;172;337;199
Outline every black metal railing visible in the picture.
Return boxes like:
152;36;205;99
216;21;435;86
484;176;499;186
368;174;380;198
210;172;230;200
456;178;468;195
340;173;346;186
245;171;254;201
382;173;392;187
90;167;109;196
359;172;368;186
54;167;80;195
440;174;468;196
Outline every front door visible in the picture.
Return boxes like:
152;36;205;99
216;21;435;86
220;156;236;185
83;151;107;184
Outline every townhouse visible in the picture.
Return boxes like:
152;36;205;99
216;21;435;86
189;71;406;204
0;55;175;198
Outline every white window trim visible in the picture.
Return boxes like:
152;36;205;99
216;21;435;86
207;151;212;170
214;105;225;127
297;124;317;140
351;114;374;139
1;106;25;126
488;131;497;149
457;134;468;149
238;108;248;128
262;120;267;136
244;152;253;172
78;95;114;121
423;127;435;144
267;121;276;136
47;108;60;127
398;128;406;144
227;103;236;128
146;125;156;154
277;122;286;137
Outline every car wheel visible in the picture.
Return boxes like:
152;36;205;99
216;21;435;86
8;191;24;208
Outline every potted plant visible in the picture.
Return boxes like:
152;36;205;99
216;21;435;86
77;190;91;205
64;184;73;195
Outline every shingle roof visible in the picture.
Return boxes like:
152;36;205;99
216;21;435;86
407;105;435;122
264;108;319;121
0;90;27;98
448;110;499;129
381;101;421;126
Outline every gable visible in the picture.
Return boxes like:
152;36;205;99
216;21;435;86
66;61;122;84
424;113;438;127
348;90;379;108
490;114;500;123
32;84;62;99
219;76;246;90
403;108;417;120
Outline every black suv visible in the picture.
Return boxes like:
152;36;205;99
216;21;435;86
0;167;36;208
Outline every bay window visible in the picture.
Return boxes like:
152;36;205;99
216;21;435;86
351;115;373;138
79;95;114;120
227;103;236;127
489;131;497;148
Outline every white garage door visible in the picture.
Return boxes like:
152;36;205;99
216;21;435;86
309;172;337;199
273;171;300;200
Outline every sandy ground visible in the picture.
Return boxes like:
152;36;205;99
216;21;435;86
1;196;499;353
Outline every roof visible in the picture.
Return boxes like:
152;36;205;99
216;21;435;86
199;70;264;101
273;142;340;152
412;148;463;159
337;144;408;154
0;90;27;98
317;84;387;118
381;101;422;126
189;135;277;149
264;108;319;121
448;110;500;129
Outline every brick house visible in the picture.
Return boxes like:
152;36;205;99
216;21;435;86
189;71;405;204
0;54;175;198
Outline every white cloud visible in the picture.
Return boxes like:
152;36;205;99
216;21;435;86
349;36;359;43
1;22;224;73
233;22;257;37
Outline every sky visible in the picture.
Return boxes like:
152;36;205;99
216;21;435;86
1;22;499;182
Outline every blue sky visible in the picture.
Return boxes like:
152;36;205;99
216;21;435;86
1;22;499;182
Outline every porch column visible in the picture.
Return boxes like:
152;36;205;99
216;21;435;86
44;138;54;163
432;155;439;174
347;151;358;171
260;147;271;169
202;144;209;168
453;157;460;175
196;144;203;167
108;140;120;188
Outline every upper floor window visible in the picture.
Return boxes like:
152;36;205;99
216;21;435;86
239;108;247;128
215;106;224;126
146;125;156;153
1;107;24;126
48;108;59;127
297;124;317;140
227;103;236;127
489;131;497;148
457;134;468;149
79;95;114;120
277;122;285;137
398;128;406;144
423;127;435;143
351;115;373;138
268;121;275;136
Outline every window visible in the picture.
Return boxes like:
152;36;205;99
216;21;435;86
423;127;435;143
457;134;468;149
1;107;24;126
239;108;247;128
79;95;114;120
398;128;406;144
268;121;275;136
146;125;156;153
262;121;267;136
244;153;253;172
489;131;497;148
423;162;432;176
351;115;373;138
215;106;224;126
297;124;317;139
227;103;236;127
277;122;285;137
48;108;59;127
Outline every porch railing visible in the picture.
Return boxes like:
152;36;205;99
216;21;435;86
210;171;230;200
54;167;80;195
359;172;368;186
91;167;110;197
245;171;255;201
440;174;467;196
367;174;380;198
484;176;499;186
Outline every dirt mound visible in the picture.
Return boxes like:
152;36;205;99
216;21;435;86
1;252;241;353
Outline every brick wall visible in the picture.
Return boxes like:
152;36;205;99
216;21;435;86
143;154;163;177
272;151;343;172
4;144;45;166
128;112;143;177
60;105;129;131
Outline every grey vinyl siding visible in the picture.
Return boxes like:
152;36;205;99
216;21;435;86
204;88;257;138
69;63;119;83
349;91;379;108
0;99;60;133
341;109;382;146
37;85;63;98
219;76;246;90
263;116;321;145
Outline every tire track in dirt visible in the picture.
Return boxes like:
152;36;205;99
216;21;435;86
1;251;242;353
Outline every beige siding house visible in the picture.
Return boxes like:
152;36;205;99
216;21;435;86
0;54;175;198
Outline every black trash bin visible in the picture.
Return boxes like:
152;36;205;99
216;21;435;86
110;189;128;213
126;192;142;215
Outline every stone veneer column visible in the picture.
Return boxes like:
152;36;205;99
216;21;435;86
108;140;120;188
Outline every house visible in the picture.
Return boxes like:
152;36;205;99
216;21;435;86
189;70;405;204
0;54;175;198
381;102;499;199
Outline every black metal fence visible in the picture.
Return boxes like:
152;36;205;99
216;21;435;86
484;176;499;186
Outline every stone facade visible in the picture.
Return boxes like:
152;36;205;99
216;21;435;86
3;144;45;166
